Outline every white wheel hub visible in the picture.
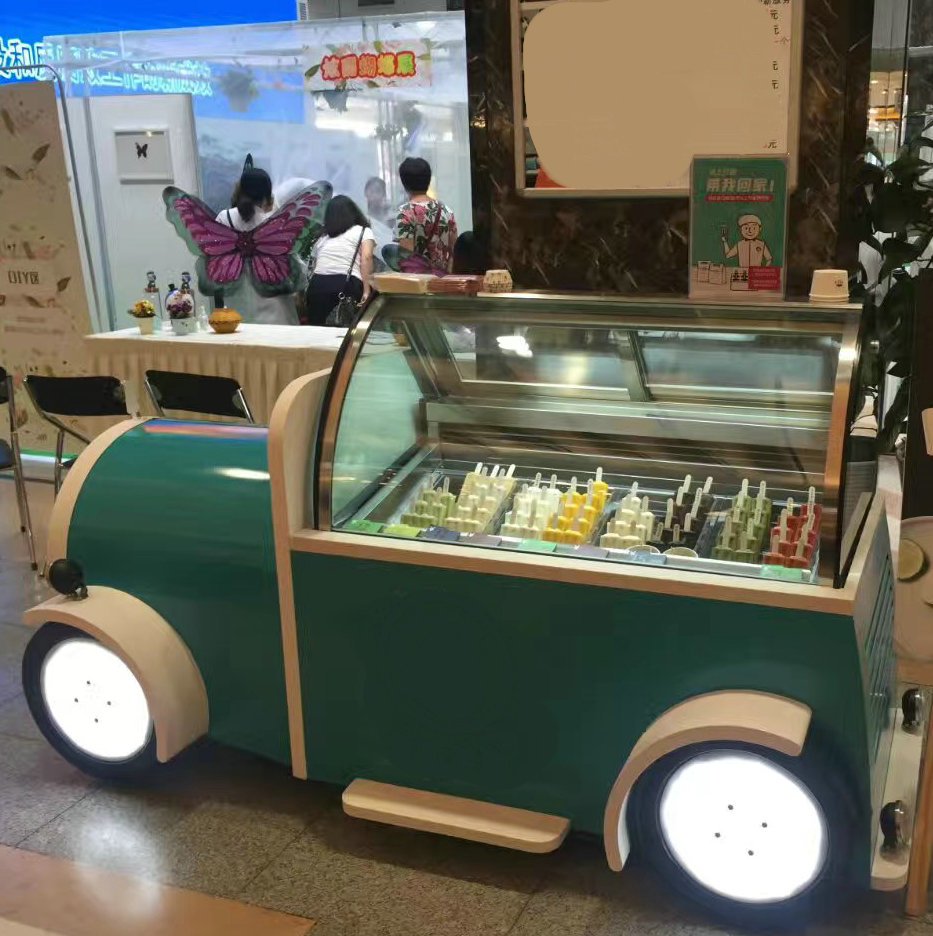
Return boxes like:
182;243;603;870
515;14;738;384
41;638;152;761
659;750;827;904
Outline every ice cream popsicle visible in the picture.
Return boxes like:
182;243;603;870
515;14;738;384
762;530;785;566
785;534;811;570
733;531;756;564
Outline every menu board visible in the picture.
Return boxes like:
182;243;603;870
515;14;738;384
518;0;802;195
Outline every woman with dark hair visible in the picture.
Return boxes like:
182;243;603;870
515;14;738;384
452;231;485;274
395;157;457;272
216;161;304;325
306;195;375;326
223;166;274;224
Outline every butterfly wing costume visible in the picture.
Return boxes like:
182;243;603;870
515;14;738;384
162;181;332;298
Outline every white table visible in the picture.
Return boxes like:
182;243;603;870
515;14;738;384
84;324;346;425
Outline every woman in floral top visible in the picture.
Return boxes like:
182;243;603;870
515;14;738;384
395;158;458;271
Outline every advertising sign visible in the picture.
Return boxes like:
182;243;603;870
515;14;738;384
689;155;789;301
305;40;431;91
0;81;95;449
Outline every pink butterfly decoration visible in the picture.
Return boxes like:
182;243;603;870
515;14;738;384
163;183;331;297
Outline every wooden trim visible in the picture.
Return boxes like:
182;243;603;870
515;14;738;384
601;690;811;872
290;528;859;615
898;658;933;688
23;587;209;763
343;779;569;853
267;370;331;780
872;708;924;892
45;418;146;568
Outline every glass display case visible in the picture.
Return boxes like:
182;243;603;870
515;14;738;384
316;293;873;587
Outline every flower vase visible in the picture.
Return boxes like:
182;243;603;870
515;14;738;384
171;317;197;336
138;317;155;336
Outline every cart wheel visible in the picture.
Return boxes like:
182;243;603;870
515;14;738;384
23;623;159;781
631;742;848;926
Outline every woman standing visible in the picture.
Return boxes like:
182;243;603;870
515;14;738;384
215;164;304;326
395;157;458;273
306;195;375;326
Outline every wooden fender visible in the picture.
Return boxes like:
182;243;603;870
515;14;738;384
603;690;812;871
23;587;209;763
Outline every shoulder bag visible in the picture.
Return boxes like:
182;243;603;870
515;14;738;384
325;228;366;327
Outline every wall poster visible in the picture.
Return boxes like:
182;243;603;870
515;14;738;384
689;155;789;301
0;80;95;451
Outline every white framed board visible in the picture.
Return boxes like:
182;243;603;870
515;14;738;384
512;0;803;197
114;129;174;183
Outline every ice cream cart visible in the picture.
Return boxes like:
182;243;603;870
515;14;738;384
21;293;924;925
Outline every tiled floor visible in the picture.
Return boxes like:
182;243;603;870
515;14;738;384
1;476;932;935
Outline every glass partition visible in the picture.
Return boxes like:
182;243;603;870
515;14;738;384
44;13;471;330
318;294;866;587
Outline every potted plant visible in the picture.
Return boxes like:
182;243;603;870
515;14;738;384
852;126;933;453
165;284;196;336
128;299;157;335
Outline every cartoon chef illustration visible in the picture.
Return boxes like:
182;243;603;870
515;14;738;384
721;215;773;268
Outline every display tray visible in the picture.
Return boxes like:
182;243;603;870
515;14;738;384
338;456;821;585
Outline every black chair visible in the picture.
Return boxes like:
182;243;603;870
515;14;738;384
144;370;255;423
0;368;37;570
24;375;128;494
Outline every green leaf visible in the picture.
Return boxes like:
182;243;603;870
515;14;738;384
31;143;50;164
374;40;384;53
879;238;923;279
889;153;933;183
365;80;379;89
871;183;927;233
304;63;321;79
417;54;431;61
877;284;912;328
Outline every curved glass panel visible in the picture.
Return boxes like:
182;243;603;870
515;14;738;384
321;294;867;587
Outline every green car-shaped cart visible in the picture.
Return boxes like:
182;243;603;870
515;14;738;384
21;294;926;925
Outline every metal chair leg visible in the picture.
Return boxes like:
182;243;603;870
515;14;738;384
235;388;255;424
54;428;64;496
10;431;37;570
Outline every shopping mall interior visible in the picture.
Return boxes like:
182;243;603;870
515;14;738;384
5;0;933;933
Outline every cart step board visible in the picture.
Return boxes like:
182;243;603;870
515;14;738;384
342;779;570;853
